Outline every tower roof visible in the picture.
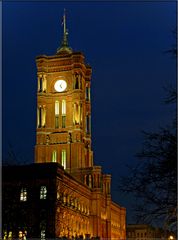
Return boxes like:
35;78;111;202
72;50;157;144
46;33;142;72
57;9;72;55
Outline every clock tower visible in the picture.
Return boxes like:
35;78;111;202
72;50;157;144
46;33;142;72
2;11;126;240
35;12;93;179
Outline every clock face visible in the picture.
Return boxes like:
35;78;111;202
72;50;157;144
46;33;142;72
54;80;67;92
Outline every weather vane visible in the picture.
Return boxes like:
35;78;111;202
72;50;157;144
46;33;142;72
61;9;68;45
57;8;72;54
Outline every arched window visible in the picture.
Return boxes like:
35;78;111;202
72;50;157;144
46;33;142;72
74;73;79;89
37;107;40;127
80;104;83;124
86;115;91;134
75;199;78;209
62;100;66;128
62;100;66;115
37;106;46;128
38;75;46;93
52;150;57;162
85;87;90;101
42;107;46;127
55;101;59;128
43;77;46;92
39;107;42;128
61;149;66;169
39;77;43;92
73;103;80;125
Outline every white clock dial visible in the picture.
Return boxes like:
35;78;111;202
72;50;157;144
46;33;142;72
54;80;67;92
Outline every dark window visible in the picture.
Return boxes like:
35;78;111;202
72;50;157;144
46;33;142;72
86;115;91;134
39;78;43;92
39;107;42;128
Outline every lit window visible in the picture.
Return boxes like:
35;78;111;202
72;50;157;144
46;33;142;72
42;107;46;127
61;150;66;169
74;199;78;208
55;101;59;128
3;231;7;240
63;194;66;203
52;150;57;162
84;206;87;214
43;77;46;92
62;100;66;115
23;231;27;240
81;204;84;212
39;106;42;128
71;198;75;207
37;106;46;128
41;230;45;240
18;231;27;240
55;101;59;115
80;104;82;124
19;231;23;239
62;100;66;128
20;188;27;201
57;192;60;200
40;186;47;199
73;103;80;125
38;75;46;93
8;231;12;239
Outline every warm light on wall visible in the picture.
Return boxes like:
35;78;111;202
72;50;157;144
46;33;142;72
169;236;174;240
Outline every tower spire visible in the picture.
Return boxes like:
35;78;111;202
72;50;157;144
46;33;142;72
57;9;72;54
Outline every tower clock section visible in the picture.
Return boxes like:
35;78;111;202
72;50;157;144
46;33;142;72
35;53;93;174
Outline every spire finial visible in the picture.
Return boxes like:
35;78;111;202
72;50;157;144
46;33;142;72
57;9;72;54
63;9;67;37
62;8;67;46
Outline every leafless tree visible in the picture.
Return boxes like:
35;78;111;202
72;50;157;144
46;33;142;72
119;34;177;231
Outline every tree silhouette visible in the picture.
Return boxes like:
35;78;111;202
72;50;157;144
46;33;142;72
119;89;176;231
119;34;177;231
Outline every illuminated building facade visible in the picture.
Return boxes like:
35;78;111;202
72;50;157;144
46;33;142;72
34;12;126;239
2;12;126;240
127;224;157;240
126;224;176;240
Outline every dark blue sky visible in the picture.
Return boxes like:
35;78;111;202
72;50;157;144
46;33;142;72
3;2;176;223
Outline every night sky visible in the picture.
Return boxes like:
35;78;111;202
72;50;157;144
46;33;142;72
3;2;176;223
